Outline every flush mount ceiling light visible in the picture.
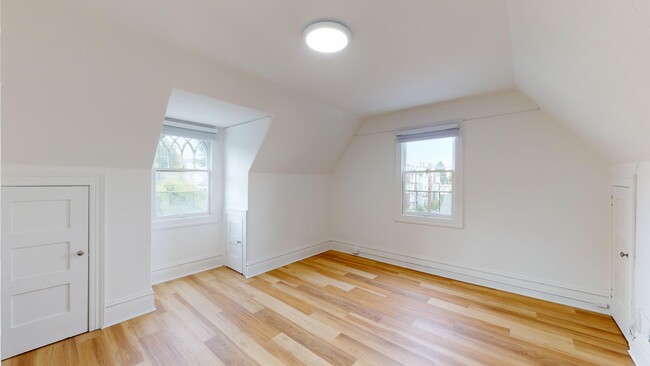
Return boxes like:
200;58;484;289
303;21;351;53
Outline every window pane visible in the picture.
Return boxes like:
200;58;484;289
156;171;209;217
154;142;168;169
439;192;453;216
404;137;455;170
195;143;208;169
402;137;455;217
182;142;195;169
169;141;183;169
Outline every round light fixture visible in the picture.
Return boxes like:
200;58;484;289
303;21;350;53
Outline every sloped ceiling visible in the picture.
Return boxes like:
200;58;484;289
508;0;650;163
66;0;515;116
5;0;649;169
1;0;358;173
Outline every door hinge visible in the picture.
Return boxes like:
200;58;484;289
611;195;614;207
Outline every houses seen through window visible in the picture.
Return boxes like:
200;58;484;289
402;137;455;216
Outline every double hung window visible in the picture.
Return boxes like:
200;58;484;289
153;121;217;220
396;122;463;227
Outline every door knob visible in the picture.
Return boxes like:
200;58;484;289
77;250;86;256
237;241;242;244
620;252;629;258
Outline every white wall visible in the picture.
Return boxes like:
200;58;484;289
630;162;650;364
223;118;271;211
150;131;225;284
151;223;222;284
330;91;611;311
246;173;331;276
1;0;359;327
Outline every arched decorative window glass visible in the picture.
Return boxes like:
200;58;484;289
195;143;208;169
154;135;210;171
155;142;169;169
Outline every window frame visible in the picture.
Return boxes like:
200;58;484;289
394;122;464;228
152;128;222;230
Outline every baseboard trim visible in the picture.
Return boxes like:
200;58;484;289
103;290;155;328
245;240;331;278
630;339;650;366
330;240;610;314
152;254;224;285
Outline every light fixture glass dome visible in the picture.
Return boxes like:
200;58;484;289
304;21;350;53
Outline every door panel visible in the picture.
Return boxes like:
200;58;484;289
226;214;244;274
611;185;634;341
1;186;89;359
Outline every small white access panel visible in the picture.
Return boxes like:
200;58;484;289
1;186;89;359
225;211;245;274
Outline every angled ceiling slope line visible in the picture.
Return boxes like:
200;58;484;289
508;0;650;163
166;89;270;128
67;0;516;117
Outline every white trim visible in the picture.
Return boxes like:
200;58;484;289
609;172;637;189
152;254;224;285
152;217;219;231
245;240;332;278
610;180;638;343
330;240;611;314
630;339;650;366
2;166;106;330
396;121;460;137
394;122;464;229
103;290;155;328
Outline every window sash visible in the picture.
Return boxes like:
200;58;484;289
395;124;463;228
153;123;214;221
399;137;457;219
154;170;211;219
402;169;454;217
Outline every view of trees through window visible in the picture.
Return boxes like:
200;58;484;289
153;134;210;218
402;137;455;216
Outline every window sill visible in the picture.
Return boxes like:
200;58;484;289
394;214;463;229
152;215;220;231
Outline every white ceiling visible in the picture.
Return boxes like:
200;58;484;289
60;0;650;163
166;89;269;127
508;0;650;162
69;0;515;117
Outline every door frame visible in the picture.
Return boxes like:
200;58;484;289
224;208;247;276
610;176;637;340
2;167;105;331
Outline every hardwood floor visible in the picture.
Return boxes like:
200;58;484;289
3;251;633;365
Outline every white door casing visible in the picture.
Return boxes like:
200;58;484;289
1;186;90;359
226;212;245;274
611;185;635;341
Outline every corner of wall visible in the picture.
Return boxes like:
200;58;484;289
103;289;155;328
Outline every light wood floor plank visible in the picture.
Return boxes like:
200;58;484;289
2;250;633;365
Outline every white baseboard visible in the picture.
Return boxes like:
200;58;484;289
152;254;224;285
103;290;155;328
330;240;610;314
630;339;650;366
245;240;331;278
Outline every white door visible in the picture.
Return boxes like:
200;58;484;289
226;213;244;274
611;185;634;341
1;186;89;359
